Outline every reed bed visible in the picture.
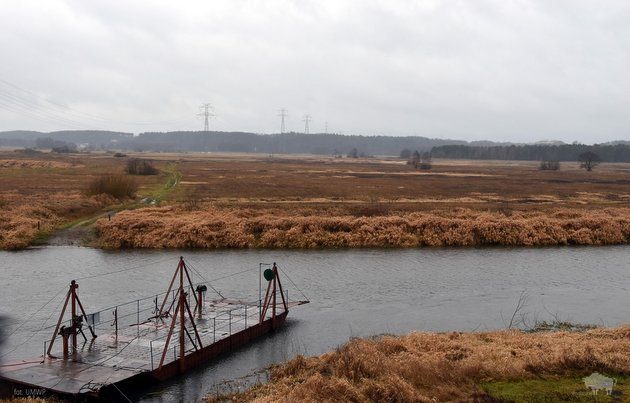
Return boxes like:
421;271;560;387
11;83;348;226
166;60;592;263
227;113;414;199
96;205;630;249
0;159;79;169
218;326;630;402
0;193;115;250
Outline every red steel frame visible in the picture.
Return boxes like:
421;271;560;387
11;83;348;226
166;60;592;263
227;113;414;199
259;263;288;327
46;280;97;358
44;258;290;374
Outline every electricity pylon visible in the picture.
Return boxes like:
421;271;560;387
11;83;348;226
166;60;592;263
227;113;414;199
197;104;214;132
303;114;311;134
278;108;287;134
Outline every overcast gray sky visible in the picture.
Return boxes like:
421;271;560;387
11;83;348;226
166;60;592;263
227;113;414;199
0;0;629;143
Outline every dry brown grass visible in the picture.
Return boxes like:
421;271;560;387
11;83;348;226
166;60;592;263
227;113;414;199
0;399;49;403
0;159;80;169
6;150;630;249
86;174;138;199
96;205;630;248
168;155;630;210
219;326;630;402
0;193;115;249
0;151;165;249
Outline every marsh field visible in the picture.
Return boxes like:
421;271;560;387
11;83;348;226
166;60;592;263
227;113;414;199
2;148;630;250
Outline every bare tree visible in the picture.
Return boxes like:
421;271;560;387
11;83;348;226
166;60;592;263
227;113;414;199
419;151;432;170
410;150;420;167
539;160;560;170
400;148;411;159
578;151;601;171
504;290;529;330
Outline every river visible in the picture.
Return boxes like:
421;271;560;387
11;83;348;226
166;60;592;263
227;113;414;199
1;246;629;401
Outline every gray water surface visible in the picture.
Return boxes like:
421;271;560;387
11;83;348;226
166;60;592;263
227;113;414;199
1;246;629;401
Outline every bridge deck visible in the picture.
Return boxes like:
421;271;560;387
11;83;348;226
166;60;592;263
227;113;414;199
1;299;305;396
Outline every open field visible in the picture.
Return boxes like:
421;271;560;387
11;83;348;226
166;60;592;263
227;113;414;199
4;149;630;249
96;153;630;248
0;150;166;249
148;153;630;211
216;326;630;402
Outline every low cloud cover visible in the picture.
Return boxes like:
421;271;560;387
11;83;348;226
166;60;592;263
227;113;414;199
1;0;629;143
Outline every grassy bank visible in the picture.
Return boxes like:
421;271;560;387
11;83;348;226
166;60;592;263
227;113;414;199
6;151;630;250
0;193;116;249
96;205;630;248
216;326;630;402
0;152;170;250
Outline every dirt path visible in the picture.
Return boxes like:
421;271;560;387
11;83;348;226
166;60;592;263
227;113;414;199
45;211;117;246
43;165;181;247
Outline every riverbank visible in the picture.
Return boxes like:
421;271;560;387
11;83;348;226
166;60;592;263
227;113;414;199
5;151;630;250
0;151;174;250
95;205;630;248
216;326;630;402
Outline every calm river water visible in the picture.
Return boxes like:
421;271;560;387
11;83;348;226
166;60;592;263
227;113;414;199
1;246;629;401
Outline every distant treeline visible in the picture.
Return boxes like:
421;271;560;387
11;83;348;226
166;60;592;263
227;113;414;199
3;130;629;161
0;130;476;156
431;144;630;162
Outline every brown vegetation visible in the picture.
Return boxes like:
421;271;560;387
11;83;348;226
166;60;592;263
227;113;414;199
96;205;630;248
0;193;116;250
6;150;630;249
0;151;164;249
86;174;138;199
0;159;79;169
219;326;630;402
125;158;158;175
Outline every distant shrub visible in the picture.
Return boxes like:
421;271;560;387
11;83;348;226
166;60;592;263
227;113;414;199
410;151;432;169
125;158;158;175
578;151;601;171
539;160;560;171
52;145;76;153
14;148;43;155
87;175;137;199
114;152;127;158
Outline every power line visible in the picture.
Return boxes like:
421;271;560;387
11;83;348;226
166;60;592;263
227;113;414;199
0;77;192;127
303;114;311;134
277;108;287;134
197;103;214;132
75;256;175;281
0;90;94;129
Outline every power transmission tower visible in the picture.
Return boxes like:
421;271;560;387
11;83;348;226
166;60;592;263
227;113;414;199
325;121;328;134
278;108;288;134
303;114;311;134
197;103;214;132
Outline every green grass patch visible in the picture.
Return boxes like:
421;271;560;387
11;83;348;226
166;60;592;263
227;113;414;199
483;374;630;402
144;163;181;203
30;229;53;246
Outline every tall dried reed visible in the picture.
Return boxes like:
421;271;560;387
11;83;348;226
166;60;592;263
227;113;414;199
95;205;630;249
86;175;138;199
219;326;630;402
0;193;115;250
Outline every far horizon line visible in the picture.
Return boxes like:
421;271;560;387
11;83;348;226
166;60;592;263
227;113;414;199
0;128;624;147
